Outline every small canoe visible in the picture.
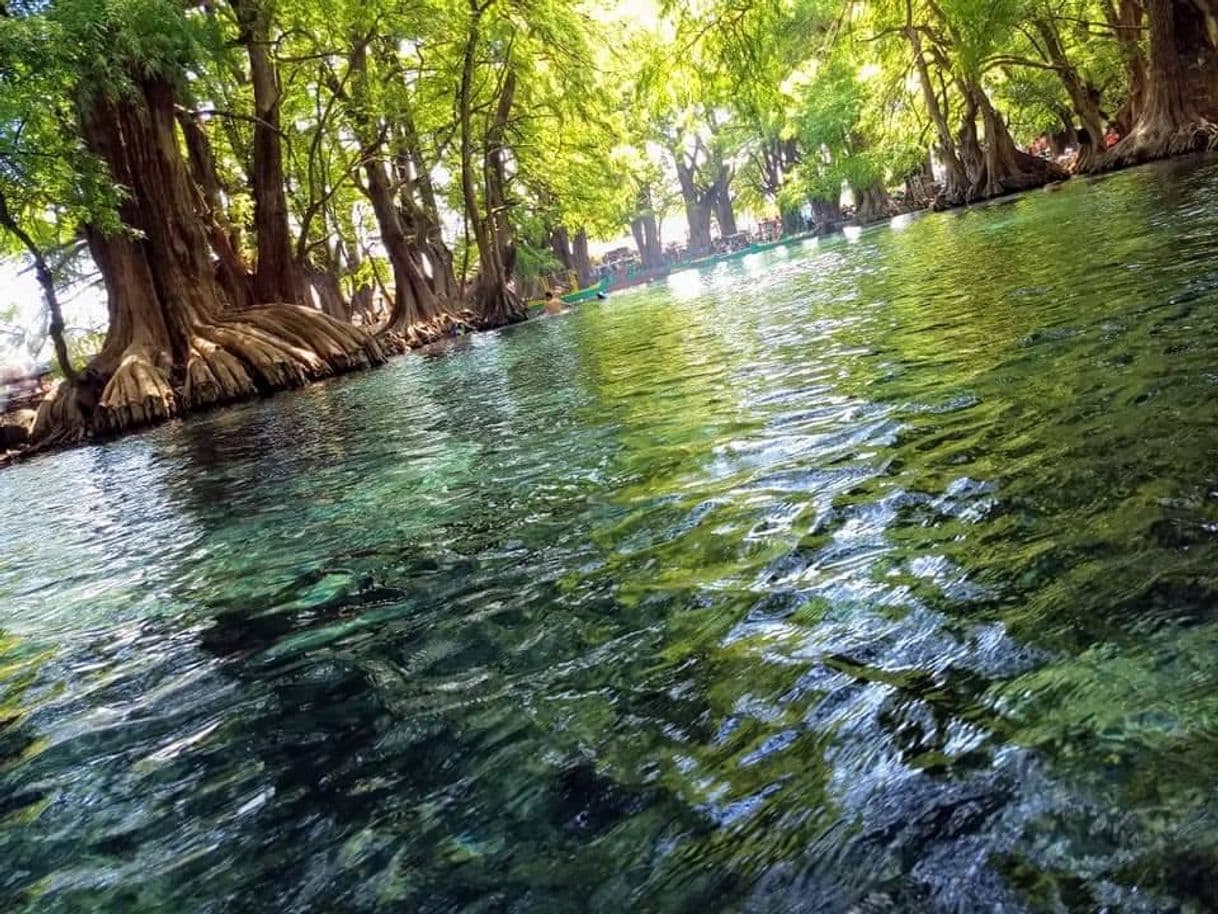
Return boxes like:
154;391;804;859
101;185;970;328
560;278;609;304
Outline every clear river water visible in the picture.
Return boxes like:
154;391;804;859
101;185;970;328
5;157;1218;913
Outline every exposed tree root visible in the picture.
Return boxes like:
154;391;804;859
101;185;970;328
1098;118;1218;170
474;275;527;330
96;346;178;434
853;185;893;225
378;309;481;353
29;305;388;451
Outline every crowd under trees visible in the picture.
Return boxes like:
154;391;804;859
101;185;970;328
1;0;1215;448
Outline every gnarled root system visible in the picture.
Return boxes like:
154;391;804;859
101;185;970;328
30;304;388;450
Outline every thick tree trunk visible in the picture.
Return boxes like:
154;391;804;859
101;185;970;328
482;70;518;295
403;119;454;292
342;43;454;344
852;183;891;224
674;156;714;255
907;25;970;204
712;170;738;237
963;86;1067;198
231;0;301;306
458;11;524;329
363;154;443;336
306;267;350;321
902;153;936;208
550;225;575;272
810;196;842;233
1050;107;1080;154
390;120;457;301
572;229;593;287
1103;0;1148;134
631;210;665;269
32;78;385;448
1100;0;1218;169
178;110;255;311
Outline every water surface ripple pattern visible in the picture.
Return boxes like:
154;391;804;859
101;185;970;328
5;158;1218;912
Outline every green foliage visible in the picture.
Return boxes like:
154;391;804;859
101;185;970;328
0;0;1164;351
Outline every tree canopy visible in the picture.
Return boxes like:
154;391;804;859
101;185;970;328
1;0;1215;445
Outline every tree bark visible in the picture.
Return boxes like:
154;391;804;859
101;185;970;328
1103;0;1148;134
550;224;575;272
390;116;457;301
178;109;255;311
1099;0;1218;169
342;42;446;342
970;84;1067;196
631;197;664;269
458;4;525;328
32;77;385;448
230;0;302;305
572;228;593;287
363;153;442;334
1031;18;1106;171
906;19;970;204
810;196;842;233
306;266;350;321
711;167;738;236
852;182;890;224
675;157;714;254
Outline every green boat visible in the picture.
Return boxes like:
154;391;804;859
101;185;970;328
533;233;816;313
559;278;609;304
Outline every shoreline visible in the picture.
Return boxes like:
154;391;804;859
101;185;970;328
4;152;1212;472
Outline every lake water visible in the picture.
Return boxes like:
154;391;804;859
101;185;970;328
4;158;1218;912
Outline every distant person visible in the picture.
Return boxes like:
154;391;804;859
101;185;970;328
542;291;565;316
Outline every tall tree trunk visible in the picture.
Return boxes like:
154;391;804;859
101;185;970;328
403;125;457;301
970;84;1067;196
572;229;593;287
342;240;375;322
852;182;890;224
712;168;738;236
631;207;665;270
1101;0;1218;168
906;19;969;204
458;6;524;328
363;155;442;334
32;78;384;448
343;43;443;340
177;109;255;311
390;118;456;301
1103;0;1148;134
306;266;350;321
1032;18;1106;171
550;225;575;272
675;158;713;254
230;0;301;305
483;69;517;286
0;191;74;380
810;196;842;232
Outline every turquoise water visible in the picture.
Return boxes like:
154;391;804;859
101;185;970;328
4;157;1218;912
